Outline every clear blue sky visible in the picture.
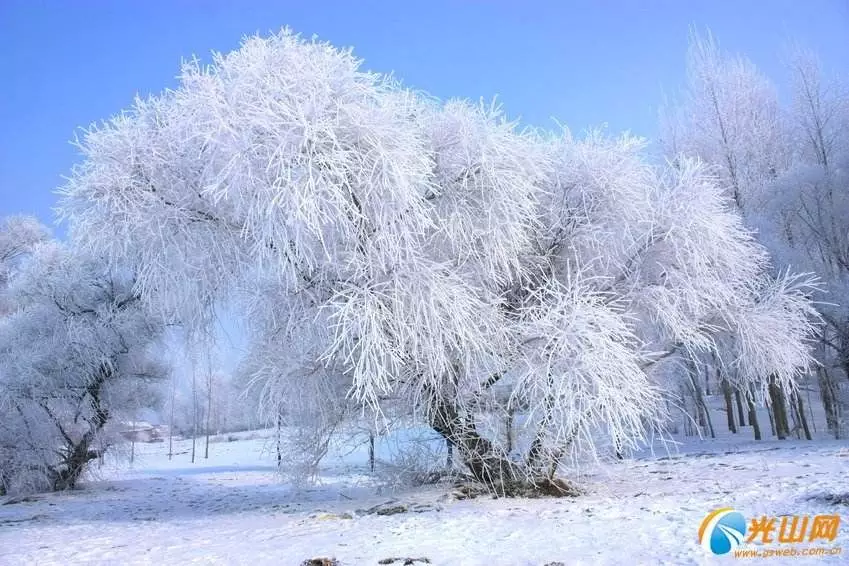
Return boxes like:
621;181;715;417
2;1;848;235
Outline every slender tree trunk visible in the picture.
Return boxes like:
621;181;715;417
689;368;714;438
684;407;694;437
681;388;694;437
819;368;841;439
767;405;777;437
789;394;801;439
275;409;283;468
805;384;816;434
721;379;737;433
368;431;375;473
204;375;212;459
735;389;747;427
168;380;175;461
767;377;790;440
191;367;197;464
130;420;135;465
793;391;812;440
747;395;762;441
505;407;514;454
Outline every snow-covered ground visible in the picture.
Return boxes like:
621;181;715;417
1;430;847;566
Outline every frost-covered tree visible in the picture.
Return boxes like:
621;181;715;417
0;215;50;308
661;32;848;438
659;30;788;211
0;226;167;495
762;50;849;436
59;30;819;492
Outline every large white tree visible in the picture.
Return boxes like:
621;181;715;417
0;222;167;495
58;30;819;492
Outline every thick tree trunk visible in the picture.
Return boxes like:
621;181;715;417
51;363;112;491
428;393;517;488
426;371;578;496
721;379;737;433
53;438;101;491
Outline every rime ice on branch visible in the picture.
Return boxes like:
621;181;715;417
58;29;820;491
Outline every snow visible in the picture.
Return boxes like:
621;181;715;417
1;430;847;565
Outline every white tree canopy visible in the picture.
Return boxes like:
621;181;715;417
58;30;820;488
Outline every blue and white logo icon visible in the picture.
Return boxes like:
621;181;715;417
699;507;747;555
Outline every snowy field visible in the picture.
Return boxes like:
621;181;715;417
1;430;847;566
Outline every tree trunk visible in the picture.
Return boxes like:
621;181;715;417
427;390;518;490
721;379;737;433
275;409;283;468
747;395;762;441
735;389;747;427
368;431;375;473
53;437;101;491
191;368;197;464
505;407;514;454
767;377;790;440
168;379;175;461
793;391;812;440
805;384;816;434
767;405;777;437
819;368;841;439
689;368;715;438
204;376;212;459
51;363;112;490
681;387;694;437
